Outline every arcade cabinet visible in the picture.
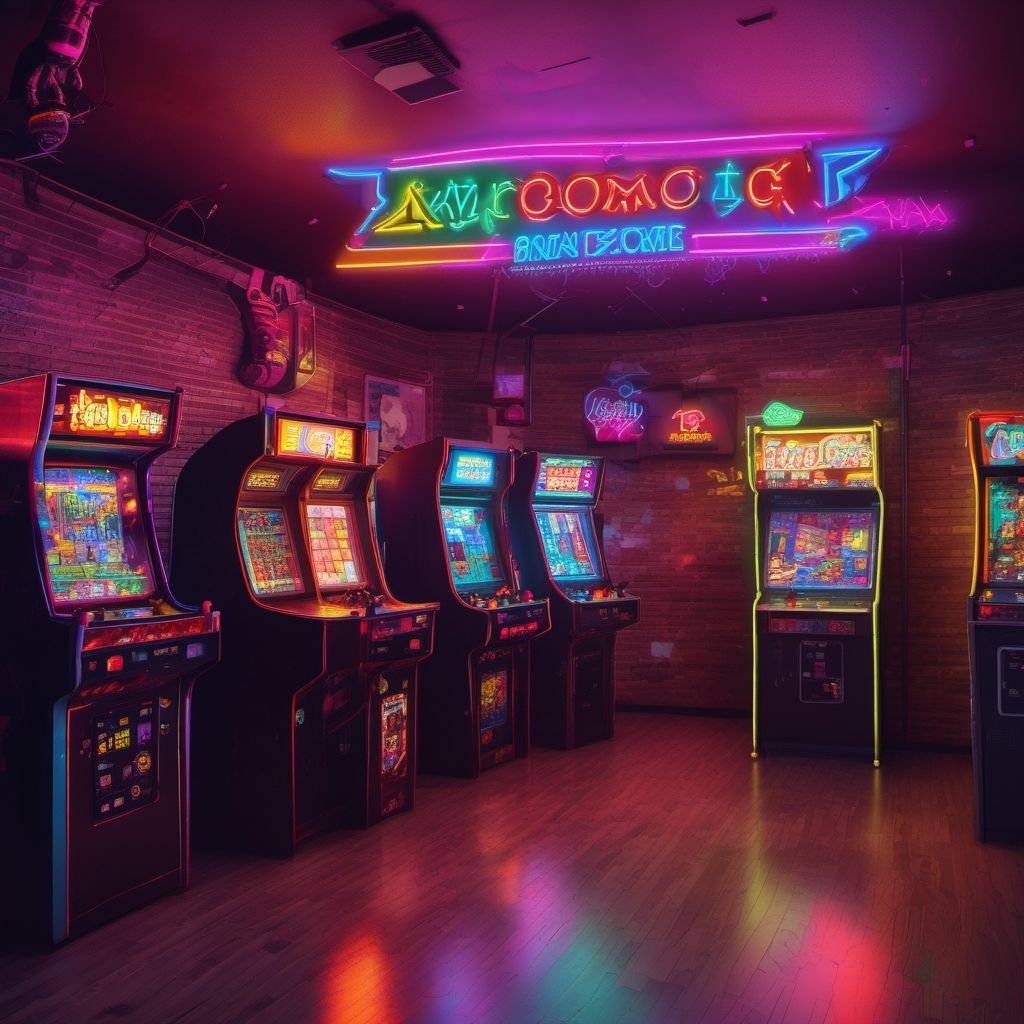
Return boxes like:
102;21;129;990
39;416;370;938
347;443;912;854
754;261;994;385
748;417;884;764
0;375;220;945
171;410;436;857
967;412;1024;842
509;452;640;748
375;439;551;776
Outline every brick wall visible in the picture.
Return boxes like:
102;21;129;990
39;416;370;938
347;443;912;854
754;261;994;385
4;165;1023;749
0;166;433;563
433;289;1024;749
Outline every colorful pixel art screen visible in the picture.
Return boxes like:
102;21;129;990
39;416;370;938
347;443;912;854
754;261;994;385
442;502;504;588
237;507;303;595
765;510;876;590
986;479;1024;584
306;503;365;589
534;509;601;580
535;456;600;502
41;466;156;605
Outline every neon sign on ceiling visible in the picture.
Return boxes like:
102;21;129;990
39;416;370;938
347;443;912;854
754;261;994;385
329;133;888;272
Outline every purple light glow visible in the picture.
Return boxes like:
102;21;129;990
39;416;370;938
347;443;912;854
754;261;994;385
388;131;832;170
828;196;951;232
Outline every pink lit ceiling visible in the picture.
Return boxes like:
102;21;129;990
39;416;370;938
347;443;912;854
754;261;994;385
1;0;1021;331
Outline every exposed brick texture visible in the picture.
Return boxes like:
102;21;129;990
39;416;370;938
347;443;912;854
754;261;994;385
3;166;1022;750
433;289;1024;750
0;167;433;566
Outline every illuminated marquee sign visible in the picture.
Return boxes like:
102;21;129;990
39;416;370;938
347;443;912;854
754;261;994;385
754;427;877;488
51;382;171;442
330;134;887;271
449;449;496;486
980;416;1024;466
275;417;358;464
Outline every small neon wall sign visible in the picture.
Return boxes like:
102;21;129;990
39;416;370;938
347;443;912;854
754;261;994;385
584;383;646;442
329;133;886;271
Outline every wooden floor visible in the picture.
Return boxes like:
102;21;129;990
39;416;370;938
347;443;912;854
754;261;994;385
1;714;1023;1024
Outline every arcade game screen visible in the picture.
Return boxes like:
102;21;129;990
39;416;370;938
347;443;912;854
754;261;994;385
534;510;600;580
305;504;364;588
986;479;1024;583
442;503;504;588
535;457;600;501
765;510;876;589
237;507;303;595
40;466;155;605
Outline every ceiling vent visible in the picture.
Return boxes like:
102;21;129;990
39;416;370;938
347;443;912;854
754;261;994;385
333;14;460;104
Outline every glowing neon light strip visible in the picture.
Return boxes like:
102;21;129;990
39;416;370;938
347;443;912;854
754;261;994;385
388;131;832;170
336;241;513;269
326;169;387;236
691;226;868;254
819;147;884;207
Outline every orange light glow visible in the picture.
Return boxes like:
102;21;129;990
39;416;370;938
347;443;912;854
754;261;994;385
562;175;602;217
336;242;512;269
659;166;701;210
746;159;795;214
518;172;561;220
322;930;399;1024
602;174;658;215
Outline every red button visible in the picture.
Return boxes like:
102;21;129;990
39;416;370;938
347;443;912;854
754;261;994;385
106;655;124;672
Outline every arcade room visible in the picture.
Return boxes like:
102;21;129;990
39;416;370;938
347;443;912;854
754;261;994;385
1;1;1023;1022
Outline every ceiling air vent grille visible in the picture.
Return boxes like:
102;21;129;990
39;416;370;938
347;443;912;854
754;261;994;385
334;14;460;105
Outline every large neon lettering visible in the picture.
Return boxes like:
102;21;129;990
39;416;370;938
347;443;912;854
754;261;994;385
330;134;892;271
374;181;443;233
712;161;744;217
746;159;794;215
659;167;700;211
602;175;658;215
513;223;685;266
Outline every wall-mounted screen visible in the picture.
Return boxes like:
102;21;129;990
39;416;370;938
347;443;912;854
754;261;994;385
765;510;876;590
237;506;303;595
534;509;601;580
986;479;1024;584
306;503;365;588
442;502;504;588
41;466;156;605
534;456;600;502
448;449;496;487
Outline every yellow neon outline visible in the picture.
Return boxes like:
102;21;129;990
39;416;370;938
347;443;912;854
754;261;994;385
968;413;981;596
336;242;508;269
749;420;884;766
748;424;761;758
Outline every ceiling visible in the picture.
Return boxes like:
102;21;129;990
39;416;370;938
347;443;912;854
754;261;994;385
2;0;1023;334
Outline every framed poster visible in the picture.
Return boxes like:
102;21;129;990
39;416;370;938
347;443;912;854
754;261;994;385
363;376;430;456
